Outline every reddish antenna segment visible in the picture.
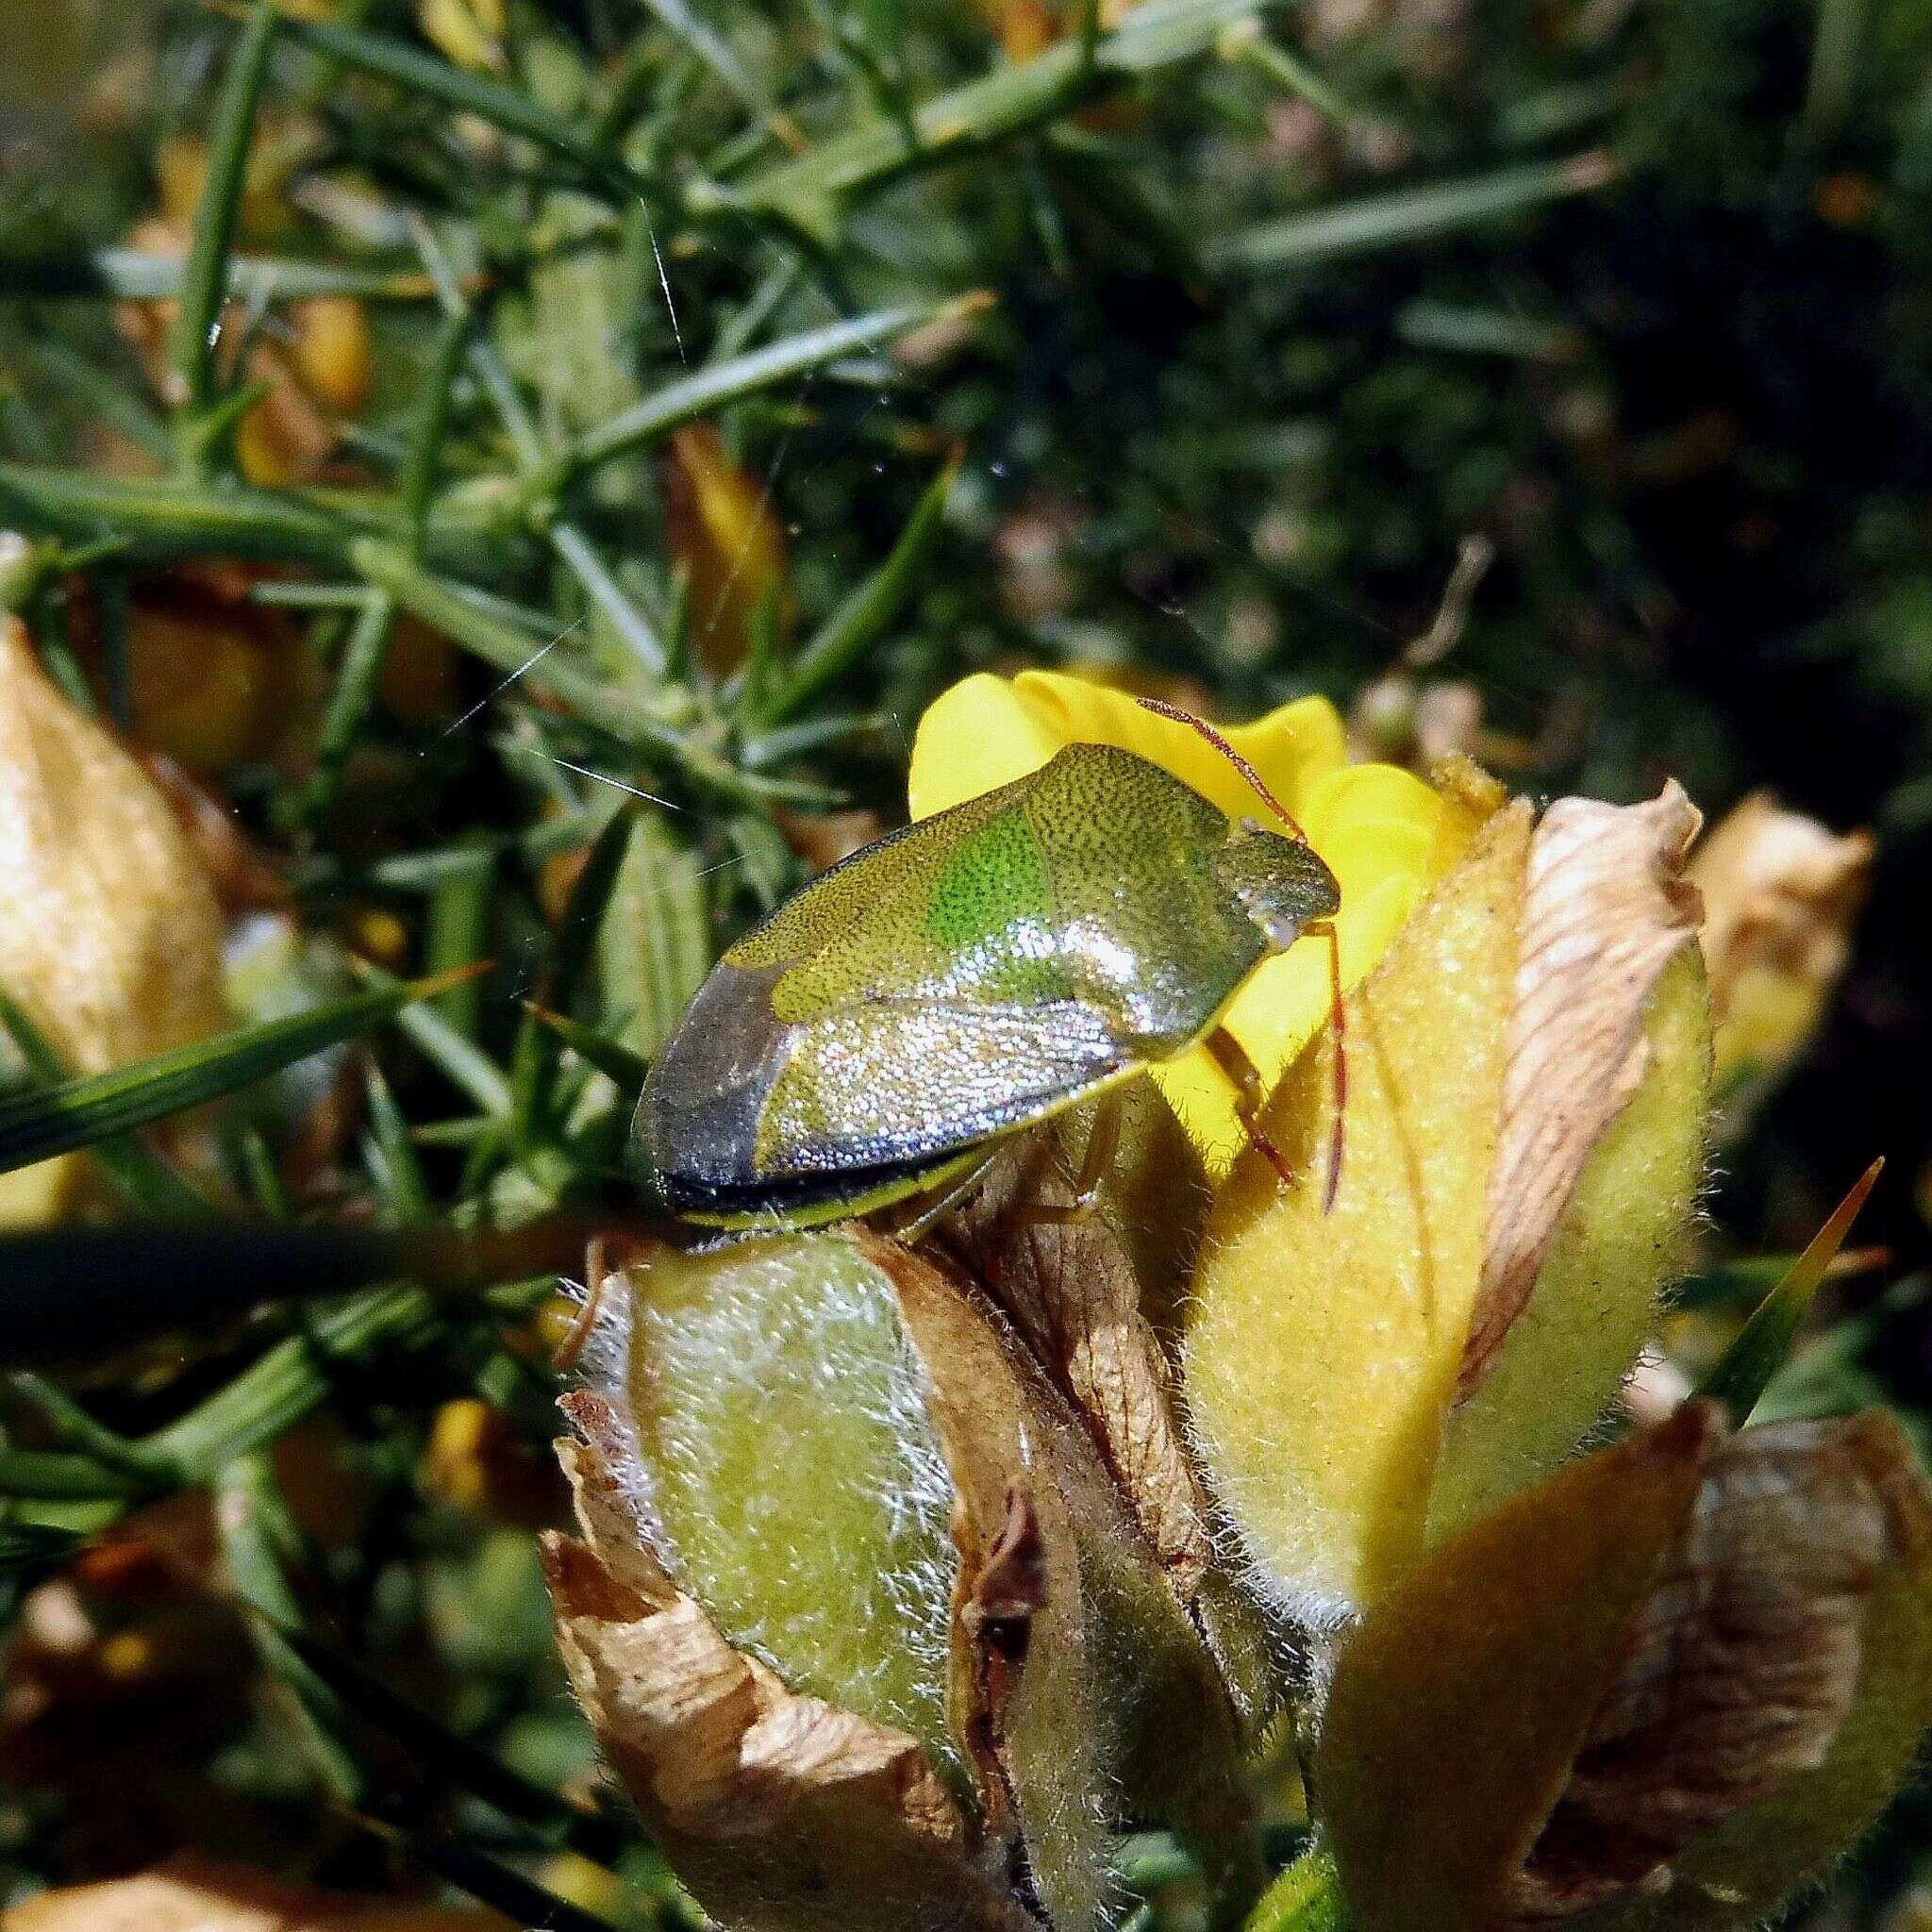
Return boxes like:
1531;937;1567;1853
1135;695;1348;1213
1136;695;1310;841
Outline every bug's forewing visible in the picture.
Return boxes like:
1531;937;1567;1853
645;747;1271;1201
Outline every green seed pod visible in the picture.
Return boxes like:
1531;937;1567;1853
548;1218;1260;1931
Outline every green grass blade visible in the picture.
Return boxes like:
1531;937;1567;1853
633;0;799;150
0;462;511;577
1206;152;1616;272
0;966;487;1176
560;296;982;476
384;1825;634;1932
403;310;473;546
736;0;1263;235
0;993;210;1217
343;540;770;809
270;8;651;198
1217;21;1352;124
508;805;646;1150
168;0;280;428
549;521;670;676
0;461;348;566
388;991;515;1118
216;1454;367;1804
301;590;397;822
1697;1158;1885;1423
0;1216;611;1371
271;1617;625;1858
755;452;958;726
12;336;173;463
521;1006;651;1094
425;853;495;1038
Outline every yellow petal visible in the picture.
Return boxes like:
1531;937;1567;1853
1183;805;1530;1617
1174;872;1419;1172
908;669;1347;824
907;671;1091;819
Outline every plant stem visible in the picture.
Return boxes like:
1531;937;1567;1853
1206;152;1618;272
734;0;1269;238
169;0;280;451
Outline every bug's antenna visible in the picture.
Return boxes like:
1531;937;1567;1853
1136;696;1311;842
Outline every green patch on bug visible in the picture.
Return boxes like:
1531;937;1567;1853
926;810;1055;972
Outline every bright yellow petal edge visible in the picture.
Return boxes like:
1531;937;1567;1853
907;669;1470;1171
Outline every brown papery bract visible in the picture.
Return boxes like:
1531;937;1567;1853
1320;1405;1932;1932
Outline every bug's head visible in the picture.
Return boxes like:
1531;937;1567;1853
1135;695;1350;1212
1215;819;1341;954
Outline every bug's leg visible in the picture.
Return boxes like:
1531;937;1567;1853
1205;1025;1298;1191
1007;1094;1124;1228
554;1231;661;1370
552;1237;610;1373
890;1148;1003;1242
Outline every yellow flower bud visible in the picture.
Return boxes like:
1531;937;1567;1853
288;295;375;417
1185;803;1528;1617
124;593;295;775
418;0;507;71
0;618;226;1224
1184;785;1710;1616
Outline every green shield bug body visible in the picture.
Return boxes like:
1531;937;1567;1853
640;701;1347;1228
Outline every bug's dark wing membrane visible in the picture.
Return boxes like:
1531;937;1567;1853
756;992;1134;1180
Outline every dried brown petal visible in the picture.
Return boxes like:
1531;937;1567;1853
774;808;887;873
941;1091;1215;1600
1;1853;505;1932
1689;791;1873;1109
938;1094;1282;1750
136;751;291;914
1691;791;1873;1013
1321;1402;1932;1932
1508;1416;1897;1924
863;1229;1208;1928
1462;785;1704;1395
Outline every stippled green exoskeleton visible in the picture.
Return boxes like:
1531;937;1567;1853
640;702;1346;1227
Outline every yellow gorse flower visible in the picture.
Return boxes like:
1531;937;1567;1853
908;668;1472;1169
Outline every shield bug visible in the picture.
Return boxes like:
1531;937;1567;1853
639;699;1348;1228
